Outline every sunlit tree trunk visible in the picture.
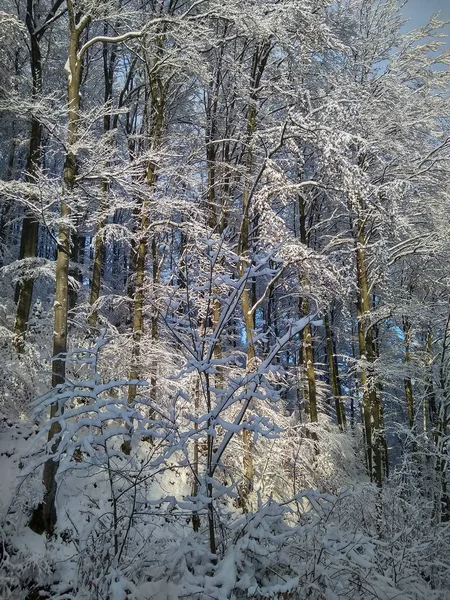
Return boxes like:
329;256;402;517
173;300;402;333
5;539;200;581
30;2;90;535
354;212;385;488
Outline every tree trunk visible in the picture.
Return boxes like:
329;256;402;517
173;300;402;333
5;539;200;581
354;216;385;488
30;3;90;535
14;8;43;352
325;312;346;430
298;193;318;424
150;232;159;402
435;312;450;521
125;53;166;449
0;128;16;266
88;33;118;329
235;42;272;509
402;316;414;430
237;102;257;509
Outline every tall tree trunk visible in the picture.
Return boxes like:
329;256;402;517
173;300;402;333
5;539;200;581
88;32;118;329
14;5;43;352
298;193;318;424
126;51;166;435
237;102;258;508
205;49;225;389
354;215;385;488
150;232;159;402
238;103;258;508
191;376;201;532
238;154;256;507
236;42;272;510
30;4;91;535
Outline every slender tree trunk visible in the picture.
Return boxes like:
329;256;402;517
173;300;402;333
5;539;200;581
125;53;166;448
89;33;118;328
325;312;346;429
424;326;437;493
350;322;358;431
425;328;437;432
150;232;159;402
237;97;259;509
302;299;317;423
435;313;450;521
191;377;201;532
298;193;318;424
402;316;414;430
88;209;105;328
126;173;152;410
205;55;225;389
235;41;272;509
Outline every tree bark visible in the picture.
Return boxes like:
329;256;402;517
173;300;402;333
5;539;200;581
14;2;43;352
125;45;166;450
402;316;414;429
236;42;272;509
30;3;90;535
354;214;385;488
237;101;257;509
298;193;318;424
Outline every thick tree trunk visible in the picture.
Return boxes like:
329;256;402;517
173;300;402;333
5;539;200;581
14;10;43;352
30;4;90;535
354;218;385;488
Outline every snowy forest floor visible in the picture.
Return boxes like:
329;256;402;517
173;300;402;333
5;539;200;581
2;412;450;600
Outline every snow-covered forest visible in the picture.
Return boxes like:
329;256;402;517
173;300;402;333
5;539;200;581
1;0;450;597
